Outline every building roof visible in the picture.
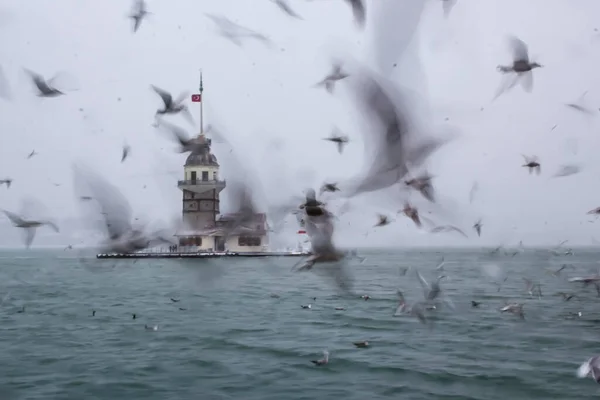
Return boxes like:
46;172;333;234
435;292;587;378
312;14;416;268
185;135;219;167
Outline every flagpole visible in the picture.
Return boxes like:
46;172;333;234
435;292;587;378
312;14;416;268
199;69;204;135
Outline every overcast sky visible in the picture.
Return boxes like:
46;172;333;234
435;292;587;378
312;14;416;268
0;0;599;249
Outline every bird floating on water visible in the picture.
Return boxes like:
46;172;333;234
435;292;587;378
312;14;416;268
311;350;329;366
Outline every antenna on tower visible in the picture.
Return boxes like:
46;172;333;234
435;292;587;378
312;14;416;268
191;69;204;136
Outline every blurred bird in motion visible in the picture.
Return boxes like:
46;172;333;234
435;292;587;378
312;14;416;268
128;0;151;33
271;0;302;19
522;155;541;175
155;119;209;154
323;128;349;154
0;178;12;188
341;63;448;197
72;164;175;253
494;36;542;100
150;85;193;125
24;69;65;98
314;63;349;94
204;13;272;47
2;202;59;248
553;164;580;178
121;144;131;163
404;172;435;202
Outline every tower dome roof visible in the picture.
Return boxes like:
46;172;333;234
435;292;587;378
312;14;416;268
184;135;219;167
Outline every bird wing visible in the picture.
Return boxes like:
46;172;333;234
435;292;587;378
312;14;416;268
508;36;529;62
156;120;191;147
73;164;133;240
150;85;173;107
2;210;26;226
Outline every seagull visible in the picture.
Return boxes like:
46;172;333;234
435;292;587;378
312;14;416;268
494;36;542;99
271;0;302;19
323;128;349;154
150;85;193;124
394;290;427;323
500;303;524;319
522;155;541;175
314;63;349;94
473;219;482;237
155;120;208;154
404;172;435;202
401;202;421;228
170;298;180;303
374;214;391;227
24;69;64;97
319;182;340;195
311;350;329;366
144;324;158;331
2;209;59;248
27;150;37;159
353;341;369;348
121;145;131;163
553;164;580;178
566;91;595;115
430;225;468;238
577;356;600;383
129;0;151;33
0;178;12;189
204;13;271;47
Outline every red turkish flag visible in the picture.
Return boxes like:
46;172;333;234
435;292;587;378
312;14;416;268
191;94;202;102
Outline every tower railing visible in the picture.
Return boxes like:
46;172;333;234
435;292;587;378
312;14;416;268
178;179;226;186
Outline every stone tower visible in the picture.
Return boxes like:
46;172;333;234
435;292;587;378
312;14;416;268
177;135;226;242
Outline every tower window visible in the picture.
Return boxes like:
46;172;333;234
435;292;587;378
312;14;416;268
202;171;209;181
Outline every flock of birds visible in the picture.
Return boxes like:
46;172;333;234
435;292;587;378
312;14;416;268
2;0;600;384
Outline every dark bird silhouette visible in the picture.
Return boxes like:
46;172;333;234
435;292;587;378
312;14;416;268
155;120;208;154
150;85;193;124
272;0;302;19
323;128;349;154
0;178;12;189
2;209;59;248
129;0;151;33
522;155;541;175
24;69;64;97
314;63;349;94
121;145;131;163
495;36;542;99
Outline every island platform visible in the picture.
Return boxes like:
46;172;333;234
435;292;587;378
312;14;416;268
96;250;310;259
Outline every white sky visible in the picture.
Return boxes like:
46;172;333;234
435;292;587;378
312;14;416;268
0;0;599;248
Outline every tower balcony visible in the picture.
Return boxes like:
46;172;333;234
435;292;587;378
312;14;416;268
178;179;226;195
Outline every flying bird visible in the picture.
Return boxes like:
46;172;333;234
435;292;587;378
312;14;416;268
552;164;580;178
121;145;131;163
155;120;208;154
430;225;467;238
314;63;349;94
494;36;542;100
323;128;349;154
72;164;175;254
150;85;193;124
473;219;482;237
2;209;59;248
522;155;541;175
27;150;37;159
128;0;151;33
271;0;302;19
204;13;272;47
565;91;595;115
24;69;64;97
404;172;435;202
0;178;12;189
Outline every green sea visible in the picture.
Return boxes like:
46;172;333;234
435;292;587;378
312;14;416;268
1;248;599;399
